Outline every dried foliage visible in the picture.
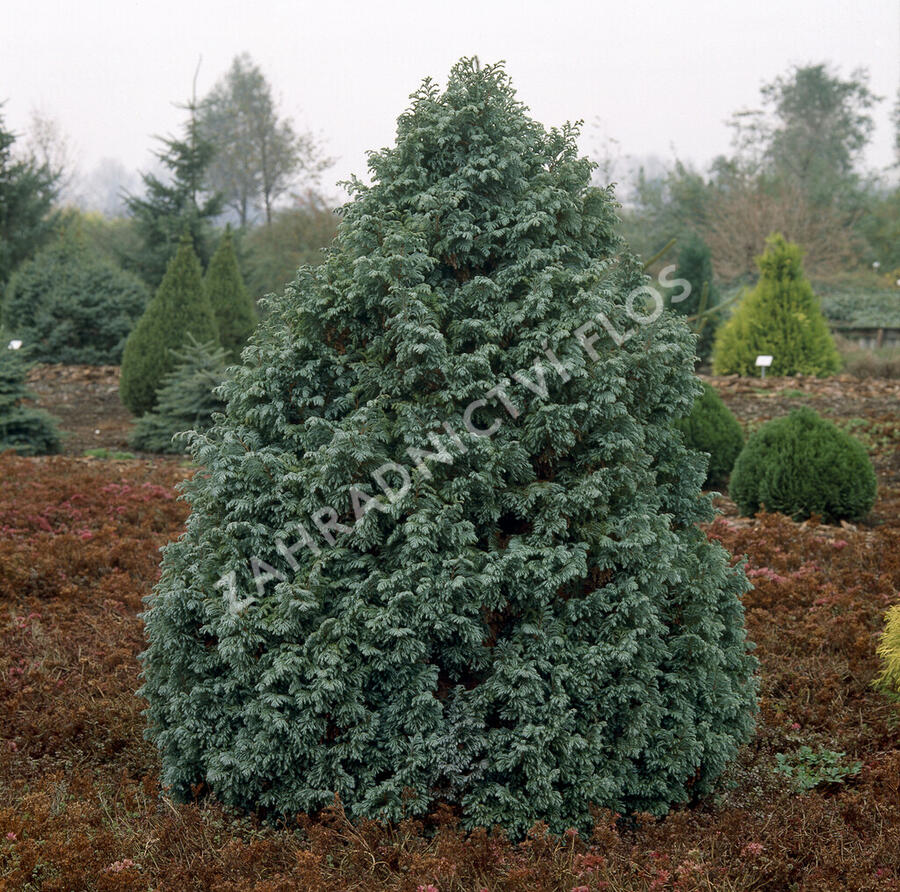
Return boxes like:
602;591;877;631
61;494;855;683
1;378;899;889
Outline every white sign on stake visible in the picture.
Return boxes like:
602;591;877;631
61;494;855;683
755;354;773;379
7;340;22;351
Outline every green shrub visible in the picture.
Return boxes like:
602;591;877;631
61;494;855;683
674;381;744;488
2;233;149;364
0;342;61;456
668;234;721;362
129;336;227;453
205;228;256;360
876;604;900;696
713;234;841;377
119;234;219;416
140;59;757;836
730;407;876;522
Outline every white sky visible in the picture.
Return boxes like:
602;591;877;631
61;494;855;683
1;0;898;201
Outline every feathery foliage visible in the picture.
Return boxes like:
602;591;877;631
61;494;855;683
119;234;218;416
140;59;757;836
129;336;227;453
730;407;876;522
2;233;148;364
876;604;900;696
0;342;60;455
713;234;840;377
205;228;256;360
674;381;744;489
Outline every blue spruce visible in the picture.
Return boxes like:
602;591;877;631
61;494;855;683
140;59;757;836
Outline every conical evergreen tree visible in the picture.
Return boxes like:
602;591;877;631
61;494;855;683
668;234;720;363
129;336;227;453
141;59;757;835
205;227;257;360
120;234;219;416
0;341;60;455
713;234;840;376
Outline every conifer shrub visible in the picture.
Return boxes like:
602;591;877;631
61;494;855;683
674;381;744;489
668;234;720;363
119;234;219;416
730;408;876;522
205;228;257;360
0;342;61;455
876;604;900;696
129;336;227;453
2;234;148;364
712;234;841;377
140;59;758;836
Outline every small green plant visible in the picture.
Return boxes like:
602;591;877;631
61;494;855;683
774;746;861;792
673;381;744;488
730;407;876;522
83;448;137;460
876;604;900;697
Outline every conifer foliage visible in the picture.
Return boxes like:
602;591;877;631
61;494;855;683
119;234;219;416
204;228;256;360
141;60;757;835
0;343;60;455
129;336;227;453
713;234;840;376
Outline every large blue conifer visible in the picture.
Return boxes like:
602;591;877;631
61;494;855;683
141;59;757;835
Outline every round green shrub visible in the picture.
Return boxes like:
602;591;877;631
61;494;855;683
140;59;757;837
730;407;876;522
2;234;149;364
674;381;744;489
119;234;219;416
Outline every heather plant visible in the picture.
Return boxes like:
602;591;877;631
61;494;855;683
0;341;60;455
673;381;743;488
730;407;876;522
140;59;758;836
204;228;256;360
119;234;219;416
2;232;148;364
129;336;227;454
713;234;841;377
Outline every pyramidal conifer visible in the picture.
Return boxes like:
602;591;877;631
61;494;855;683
713;234;840;376
140;59;757;835
120;233;219;415
205;227;257;360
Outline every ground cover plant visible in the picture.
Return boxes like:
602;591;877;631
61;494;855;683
1;373;899;889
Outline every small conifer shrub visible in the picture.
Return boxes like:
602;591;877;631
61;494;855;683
2;234;149;364
0;343;61;455
205;227;257;360
730;407;876;522
119;234;219;416
713;234;841;377
129;336;227;454
140;59;758;836
674;381;744;489
876;604;900;696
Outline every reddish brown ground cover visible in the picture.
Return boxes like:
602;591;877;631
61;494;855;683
1;377;898;890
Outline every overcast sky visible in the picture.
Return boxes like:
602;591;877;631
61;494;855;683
2;0;898;202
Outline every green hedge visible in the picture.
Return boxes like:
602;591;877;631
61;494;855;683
730;407;876;522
